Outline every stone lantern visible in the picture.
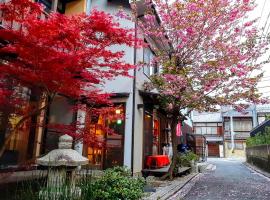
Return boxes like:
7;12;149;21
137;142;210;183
37;134;88;199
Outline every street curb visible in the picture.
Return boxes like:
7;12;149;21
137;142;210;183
144;173;199;200
165;173;202;200
167;173;201;200
243;162;270;180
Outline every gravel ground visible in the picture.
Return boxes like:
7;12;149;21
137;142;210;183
183;158;270;200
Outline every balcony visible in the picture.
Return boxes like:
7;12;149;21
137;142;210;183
204;135;223;142
224;132;250;140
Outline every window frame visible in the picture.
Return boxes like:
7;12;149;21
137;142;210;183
143;47;158;78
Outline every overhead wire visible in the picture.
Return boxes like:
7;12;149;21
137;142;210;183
260;76;270;79
262;10;270;36
257;85;270;89
259;79;270;83
265;21;270;35
257;0;267;29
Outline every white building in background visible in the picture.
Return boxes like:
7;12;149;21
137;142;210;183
192;104;270;158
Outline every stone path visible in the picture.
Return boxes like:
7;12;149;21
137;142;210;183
182;158;270;200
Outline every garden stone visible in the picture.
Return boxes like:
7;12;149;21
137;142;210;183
190;160;198;173
37;134;88;200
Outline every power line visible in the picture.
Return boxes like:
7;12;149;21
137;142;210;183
257;85;270;89
257;0;267;29
260;76;270;79
258;78;270;82
266;21;270;35
262;10;270;35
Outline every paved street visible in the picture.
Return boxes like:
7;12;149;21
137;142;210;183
183;158;270;200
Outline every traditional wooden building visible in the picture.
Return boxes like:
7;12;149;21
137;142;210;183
192;111;224;157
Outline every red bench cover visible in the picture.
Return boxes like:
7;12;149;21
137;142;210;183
146;155;170;168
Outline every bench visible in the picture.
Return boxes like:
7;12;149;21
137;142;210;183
141;166;191;178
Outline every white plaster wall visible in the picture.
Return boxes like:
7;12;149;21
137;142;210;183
91;0;134;94
90;0;149;171
74;106;86;155
90;0;134;169
133;42;150;173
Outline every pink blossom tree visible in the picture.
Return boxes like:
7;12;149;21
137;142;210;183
131;0;270;178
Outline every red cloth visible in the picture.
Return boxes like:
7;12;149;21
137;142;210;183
176;122;182;136
146;155;170;168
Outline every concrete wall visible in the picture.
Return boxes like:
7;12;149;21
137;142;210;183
224;141;246;158
246;145;270;173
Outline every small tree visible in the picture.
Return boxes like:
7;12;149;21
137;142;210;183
0;0;137;158
130;0;270;179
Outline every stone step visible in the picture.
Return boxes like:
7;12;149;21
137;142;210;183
197;162;216;173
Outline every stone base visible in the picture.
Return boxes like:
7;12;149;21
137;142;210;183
39;186;81;200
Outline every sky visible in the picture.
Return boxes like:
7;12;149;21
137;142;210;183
252;0;270;97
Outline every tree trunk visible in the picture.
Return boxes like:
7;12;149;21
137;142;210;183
162;116;178;180
0;111;11;147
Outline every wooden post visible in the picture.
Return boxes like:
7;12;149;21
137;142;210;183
51;0;59;12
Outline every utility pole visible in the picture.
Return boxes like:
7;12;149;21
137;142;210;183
252;104;258;128
230;108;235;151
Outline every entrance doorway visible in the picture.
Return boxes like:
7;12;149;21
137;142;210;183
86;105;125;169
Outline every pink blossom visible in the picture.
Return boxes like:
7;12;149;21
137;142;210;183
131;0;270;113
187;3;199;12
230;9;239;21
219;66;226;71
230;67;237;73
186;27;194;36
244;21;253;27
116;9;131;20
235;27;240;33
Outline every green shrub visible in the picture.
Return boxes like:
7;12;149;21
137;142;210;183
185;151;199;162
247;131;270;147
82;166;145;200
173;151;198;175
6;166;144;200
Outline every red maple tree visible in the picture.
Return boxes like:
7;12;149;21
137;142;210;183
0;0;137;158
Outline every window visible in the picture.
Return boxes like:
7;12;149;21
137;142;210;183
233;120;252;132
194;126;217;135
258;116;266;125
195;127;202;134
224;119;252;132
210;127;218;134
227;142;244;150
201;127;207;134
224;121;230;132
143;48;158;77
